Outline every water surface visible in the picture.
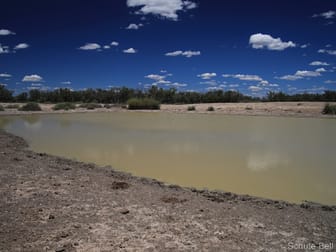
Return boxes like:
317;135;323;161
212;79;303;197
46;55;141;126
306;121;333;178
1;112;335;204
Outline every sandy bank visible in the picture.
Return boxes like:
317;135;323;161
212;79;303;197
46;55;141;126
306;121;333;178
0;130;335;251
1;102;336;118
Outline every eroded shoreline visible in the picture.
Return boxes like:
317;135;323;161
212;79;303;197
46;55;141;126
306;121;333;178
0;130;335;251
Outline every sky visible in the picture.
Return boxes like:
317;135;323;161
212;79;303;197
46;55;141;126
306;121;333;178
0;0;336;96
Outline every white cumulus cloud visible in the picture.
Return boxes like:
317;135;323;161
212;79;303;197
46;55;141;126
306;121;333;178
0;73;11;78
197;73;217;79
223;74;263;81
123;48;137;53
313;10;336;19
144;72;187;88
169;82;187;87
0;44;10;54
165;50;183;56
165;50;200;57
111;41;119;46
126;23;143;30
22;74;43;82
14;43;29;50
278;69;322;81
126;0;197;21
296;70;321;77
300;44;310;48
79;43;101;50
310;61;329;66
248;86;263;92
0;29;15;35
318;49;336;56
249;33;296;51
315;68;327;72
278;75;303;81
145;74;165;81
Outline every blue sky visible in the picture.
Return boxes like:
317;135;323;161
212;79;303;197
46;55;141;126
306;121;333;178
0;0;336;96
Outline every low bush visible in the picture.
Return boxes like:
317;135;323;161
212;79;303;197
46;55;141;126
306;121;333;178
0;105;4;111
127;98;160;110
79;103;102;110
18;102;42;111
207;106;215;111
104;104;112;109
322;103;336;115
52;102;76;111
187;106;196;111
245;106;253;110
5;104;20;109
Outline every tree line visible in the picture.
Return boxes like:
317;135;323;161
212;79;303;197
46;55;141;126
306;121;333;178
1;85;336;104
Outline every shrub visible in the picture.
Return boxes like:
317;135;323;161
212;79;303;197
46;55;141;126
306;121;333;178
52;102;76;111
104;104;112;109
5;104;20;109
187;106;196;111
0;105;4;111
121;104;127;109
207;106;215;111
127;98;160;110
322;103;336;115
18;102;42;111
245;106;253;110
79;103;102;110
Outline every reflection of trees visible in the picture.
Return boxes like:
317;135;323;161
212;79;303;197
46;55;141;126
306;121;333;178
21;115;40;125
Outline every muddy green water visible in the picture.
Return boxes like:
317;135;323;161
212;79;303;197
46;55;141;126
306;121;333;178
1;112;335;205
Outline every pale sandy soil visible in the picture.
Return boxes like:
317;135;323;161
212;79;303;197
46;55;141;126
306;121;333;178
0;102;335;118
160;102;335;118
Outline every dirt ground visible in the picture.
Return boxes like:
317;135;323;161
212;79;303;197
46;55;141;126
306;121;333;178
0;130;335;251
1;102;335;118
161;102;334;118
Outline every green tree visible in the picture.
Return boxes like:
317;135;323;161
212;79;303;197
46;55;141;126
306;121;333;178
0;85;13;102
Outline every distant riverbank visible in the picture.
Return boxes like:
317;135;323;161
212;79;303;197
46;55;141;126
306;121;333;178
0;130;335;251
1;101;336;118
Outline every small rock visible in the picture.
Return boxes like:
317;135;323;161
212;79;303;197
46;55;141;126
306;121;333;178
112;181;130;190
120;209;130;215
300;203;310;209
60;233;69;238
161;196;187;204
322;205;334;211
49;214;55;220
55;247;65;252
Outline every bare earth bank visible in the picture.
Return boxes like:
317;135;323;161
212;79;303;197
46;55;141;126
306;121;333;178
1;102;336;118
0;130;335;251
